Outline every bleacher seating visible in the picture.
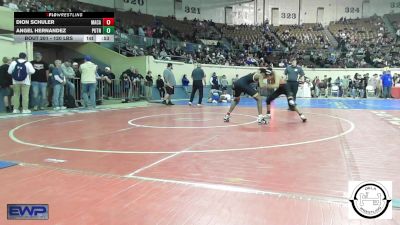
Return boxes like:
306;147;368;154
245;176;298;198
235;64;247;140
274;24;330;50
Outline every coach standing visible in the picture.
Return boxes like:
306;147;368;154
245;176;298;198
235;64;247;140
163;63;176;105
189;63;205;106
284;59;305;102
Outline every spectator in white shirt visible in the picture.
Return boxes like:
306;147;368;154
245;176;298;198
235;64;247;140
8;52;35;114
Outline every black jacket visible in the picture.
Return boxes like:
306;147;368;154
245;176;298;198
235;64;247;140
0;64;12;88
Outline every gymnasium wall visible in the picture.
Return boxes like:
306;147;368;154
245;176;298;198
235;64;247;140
78;0;400;25
0;6;14;31
0;36;33;62
62;43;147;78
146;57;399;85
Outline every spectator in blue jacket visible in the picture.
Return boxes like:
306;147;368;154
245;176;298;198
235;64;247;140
381;68;393;99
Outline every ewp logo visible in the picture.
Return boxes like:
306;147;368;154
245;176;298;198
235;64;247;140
7;204;49;220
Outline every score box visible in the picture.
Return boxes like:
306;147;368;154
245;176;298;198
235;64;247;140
103;26;115;34
102;18;114;26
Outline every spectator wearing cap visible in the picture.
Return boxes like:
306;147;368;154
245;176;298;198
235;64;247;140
189;63;206;106
79;55;98;108
30;52;49;111
8;52;35;114
72;62;81;78
61;60;76;101
0;57;12;112
163;63;176;105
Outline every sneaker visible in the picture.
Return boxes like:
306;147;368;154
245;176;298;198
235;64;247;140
300;114;307;122
162;100;167;104
223;114;230;122
257;115;268;125
167;102;174;105
21;109;31;114
33;106;39;111
60;106;67;110
265;114;271;121
197;104;202;107
54;107;60;110
13;109;20;114
188;102;192;106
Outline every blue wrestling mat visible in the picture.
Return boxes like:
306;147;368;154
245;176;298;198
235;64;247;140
0;161;18;169
174;98;400;110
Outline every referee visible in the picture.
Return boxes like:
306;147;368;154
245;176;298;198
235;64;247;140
189;63;206;106
284;59;305;102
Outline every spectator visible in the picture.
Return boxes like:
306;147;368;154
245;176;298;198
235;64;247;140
220;75;228;91
181;74;190;97
8;0;19;10
376;74;383;97
101;67;115;99
120;66;135;101
342;75;350;97
52;60;66;110
30;52;49;111
145;71;153;101
369;74;378;96
163;63;176;105
381;68;393;99
72;62;81;78
60;60;76;100
8;52;35;114
210;72;219;90
79;55;97;108
138;26;145;37
189;63;205;106
121;73;131;103
156;74;165;100
312;76;321;97
134;69;144;98
362;74;369;98
0;57;12;112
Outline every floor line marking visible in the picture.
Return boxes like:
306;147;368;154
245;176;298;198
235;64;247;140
127;112;257;129
8;112;355;154
126;152;184;177
14;159;400;210
126;175;348;205
125;135;220;177
53;120;84;125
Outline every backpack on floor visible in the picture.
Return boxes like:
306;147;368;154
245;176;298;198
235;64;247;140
64;94;77;108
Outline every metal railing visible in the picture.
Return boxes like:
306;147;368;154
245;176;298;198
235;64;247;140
68;78;151;105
